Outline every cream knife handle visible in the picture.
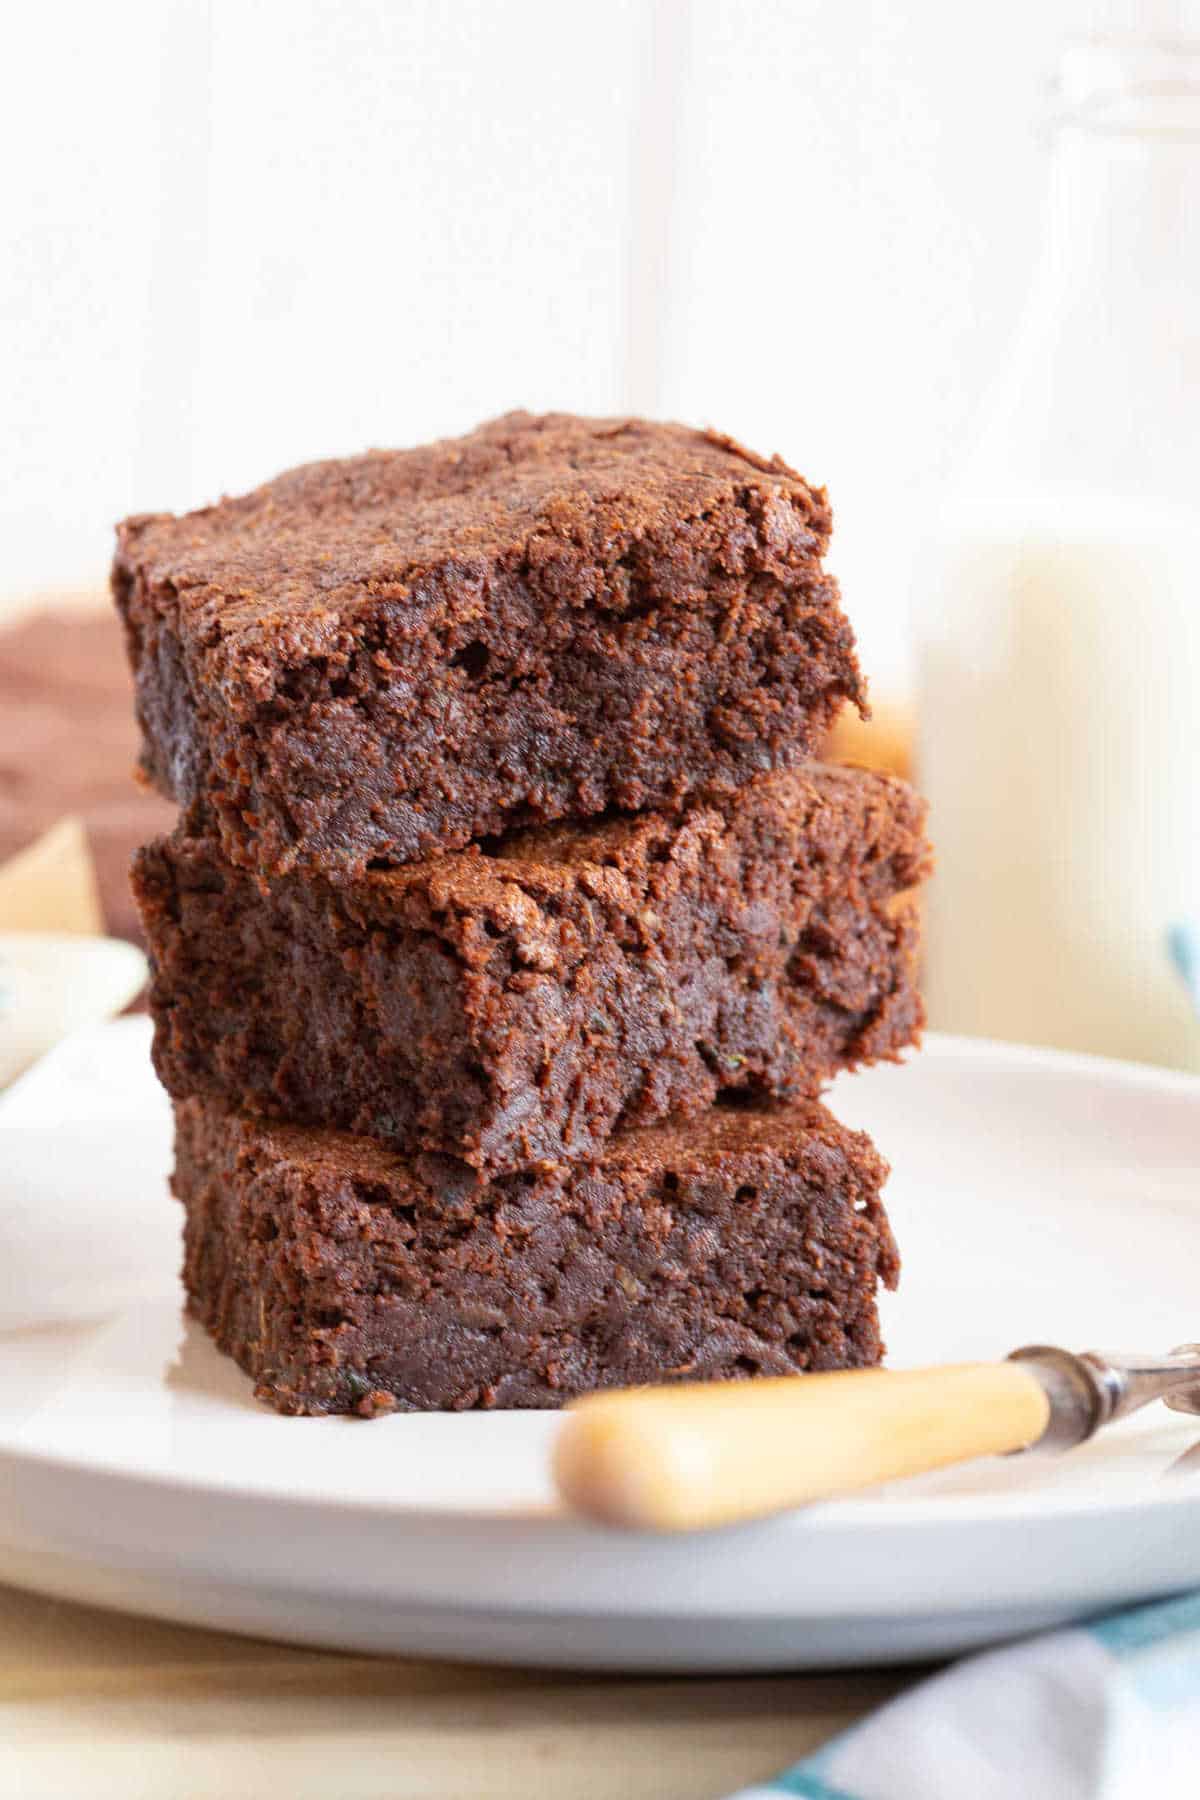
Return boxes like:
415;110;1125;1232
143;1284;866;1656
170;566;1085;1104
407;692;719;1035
554;1363;1052;1532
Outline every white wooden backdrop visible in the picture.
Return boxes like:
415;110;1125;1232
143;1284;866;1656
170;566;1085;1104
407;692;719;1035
2;0;1125;688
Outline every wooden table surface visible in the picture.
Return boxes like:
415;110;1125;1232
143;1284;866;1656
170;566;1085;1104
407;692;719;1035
0;1581;920;1799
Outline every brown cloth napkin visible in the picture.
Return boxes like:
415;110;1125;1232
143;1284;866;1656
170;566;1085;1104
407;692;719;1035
0;605;174;944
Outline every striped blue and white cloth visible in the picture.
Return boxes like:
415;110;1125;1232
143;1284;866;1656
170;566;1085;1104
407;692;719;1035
726;1593;1200;1800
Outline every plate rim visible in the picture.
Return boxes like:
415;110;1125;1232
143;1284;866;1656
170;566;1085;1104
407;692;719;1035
0;1028;1197;1533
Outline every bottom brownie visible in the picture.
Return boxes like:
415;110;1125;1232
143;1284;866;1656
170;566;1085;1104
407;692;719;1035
173;1095;899;1416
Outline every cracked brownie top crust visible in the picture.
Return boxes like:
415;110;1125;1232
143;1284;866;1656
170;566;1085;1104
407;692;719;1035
114;411;866;881
134;765;929;1176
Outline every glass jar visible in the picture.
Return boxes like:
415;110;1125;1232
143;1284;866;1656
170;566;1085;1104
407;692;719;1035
916;38;1200;1070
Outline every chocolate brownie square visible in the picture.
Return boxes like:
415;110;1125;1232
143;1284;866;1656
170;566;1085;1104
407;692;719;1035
114;413;865;882
135;765;929;1176
173;1093;899;1415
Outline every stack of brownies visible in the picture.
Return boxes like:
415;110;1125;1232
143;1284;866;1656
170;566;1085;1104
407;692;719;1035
115;413;930;1417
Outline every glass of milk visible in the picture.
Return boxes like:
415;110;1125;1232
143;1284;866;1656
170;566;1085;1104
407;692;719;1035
917;38;1200;1072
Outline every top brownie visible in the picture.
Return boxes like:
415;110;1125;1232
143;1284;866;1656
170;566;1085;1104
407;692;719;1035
113;412;865;880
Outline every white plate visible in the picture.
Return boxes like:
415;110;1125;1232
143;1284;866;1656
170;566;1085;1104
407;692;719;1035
0;1019;1198;1672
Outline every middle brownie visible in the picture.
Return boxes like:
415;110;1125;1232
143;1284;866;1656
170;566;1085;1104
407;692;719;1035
134;763;929;1177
